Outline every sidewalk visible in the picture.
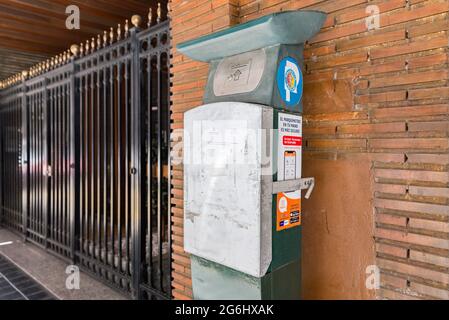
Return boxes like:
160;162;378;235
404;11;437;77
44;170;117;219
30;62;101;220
0;227;127;300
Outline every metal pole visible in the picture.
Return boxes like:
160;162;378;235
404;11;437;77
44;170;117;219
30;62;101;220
69;59;78;263
21;78;28;240
42;78;48;248
130;17;142;300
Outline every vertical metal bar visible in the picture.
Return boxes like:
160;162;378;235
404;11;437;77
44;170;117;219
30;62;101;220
96;61;101;262
11;99;14;227
21;81;28;238
130;26;142;300
8;101;11;228
35;91;39;239
12;101;15;228
70;61;77;262
63;82;68;251
28;95;32;237
10;101;13;228
8;102;11;227
0;105;3;227
33;92;37;240
90;66;95;259
59;83;64;249
38;89;42;240
16;98;20;229
55;84;59;249
54;86;58;247
5;105;8;227
67;81;71;252
10;102;13;228
43;80;48;247
109;57;115;268
41;89;45;241
89;69;95;257
156;52;163;292
103;63;108;264
66;82;70;252
50;87;54;246
33;93;37;237
84;71;89;257
19;96;23;230
51;87;55;245
56;85;61;248
79;74;85;257
81;74;85;257
12;100;15;229
34;92;37;240
0;105;3;226
2;107;5;227
61;83;66;250
15;100;19;229
30;93;35;239
16;99;19;229
146;55;153;288
124;59;130;276
50;86;55;248
67;81;71;253
117;60;123;273
18;97;21;230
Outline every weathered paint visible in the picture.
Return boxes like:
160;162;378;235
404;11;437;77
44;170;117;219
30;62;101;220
184;102;274;278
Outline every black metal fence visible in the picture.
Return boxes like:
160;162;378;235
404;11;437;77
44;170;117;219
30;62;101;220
0;19;171;300
0;85;22;234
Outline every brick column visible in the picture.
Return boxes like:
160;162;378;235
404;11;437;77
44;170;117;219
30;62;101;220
170;0;239;300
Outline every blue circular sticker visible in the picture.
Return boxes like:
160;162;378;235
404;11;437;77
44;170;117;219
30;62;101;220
276;57;303;107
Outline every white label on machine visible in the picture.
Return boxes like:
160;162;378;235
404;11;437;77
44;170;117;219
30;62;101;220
277;113;302;181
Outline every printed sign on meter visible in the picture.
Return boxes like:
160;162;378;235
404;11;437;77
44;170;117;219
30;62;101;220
276;190;301;231
277;113;302;181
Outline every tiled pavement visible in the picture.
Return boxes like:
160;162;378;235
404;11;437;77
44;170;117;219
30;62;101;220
0;228;127;300
0;254;56;300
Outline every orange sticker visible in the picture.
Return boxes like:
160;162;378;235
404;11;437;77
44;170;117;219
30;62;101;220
276;191;301;231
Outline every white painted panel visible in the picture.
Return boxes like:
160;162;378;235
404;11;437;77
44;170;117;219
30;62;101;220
184;102;272;278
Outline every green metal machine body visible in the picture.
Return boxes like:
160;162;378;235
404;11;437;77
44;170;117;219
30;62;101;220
178;10;326;300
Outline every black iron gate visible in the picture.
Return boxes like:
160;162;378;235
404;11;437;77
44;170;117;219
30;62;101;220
0;18;171;300
0;86;22;234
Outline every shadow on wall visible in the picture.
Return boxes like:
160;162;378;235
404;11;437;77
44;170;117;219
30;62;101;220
301;155;376;300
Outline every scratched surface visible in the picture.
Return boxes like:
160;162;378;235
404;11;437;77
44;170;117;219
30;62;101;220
184;102;273;278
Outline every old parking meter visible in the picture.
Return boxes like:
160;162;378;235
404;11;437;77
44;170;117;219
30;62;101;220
177;10;326;300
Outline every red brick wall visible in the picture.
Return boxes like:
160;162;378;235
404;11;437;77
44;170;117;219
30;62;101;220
170;0;449;300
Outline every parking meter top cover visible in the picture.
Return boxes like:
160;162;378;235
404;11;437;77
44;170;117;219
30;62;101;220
176;10;327;62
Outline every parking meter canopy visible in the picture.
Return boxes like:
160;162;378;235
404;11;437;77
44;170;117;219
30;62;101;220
178;10;326;300
177;10;326;112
